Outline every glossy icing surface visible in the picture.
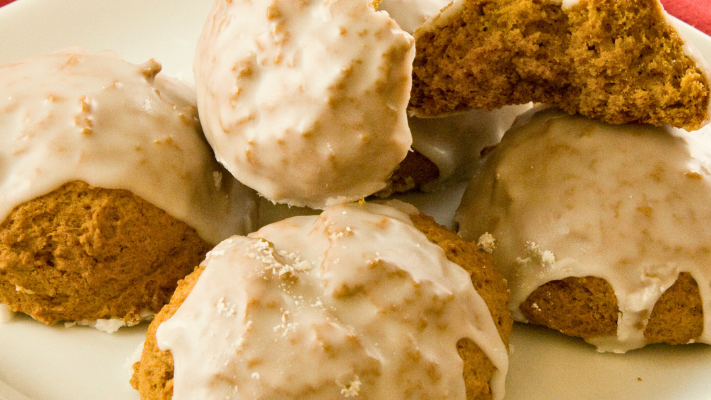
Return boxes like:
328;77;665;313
194;0;414;208
378;0;450;33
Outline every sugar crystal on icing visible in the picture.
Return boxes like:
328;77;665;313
477;232;496;254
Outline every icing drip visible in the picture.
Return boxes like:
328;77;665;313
377;0;451;33
158;202;508;399
456;107;711;352
409;104;532;186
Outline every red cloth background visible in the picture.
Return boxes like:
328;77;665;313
0;0;708;36
660;0;711;36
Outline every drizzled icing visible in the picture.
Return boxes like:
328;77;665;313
377;0;451;34
375;0;531;186
157;202;508;399
455;107;711;353
194;0;414;209
409;104;531;186
548;0;581;9
0;48;258;245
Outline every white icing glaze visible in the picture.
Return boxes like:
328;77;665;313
548;0;580;10
0;48;258;245
82;319;127;334
157;202;508;399
382;0;531;188
409;104;532;186
126;341;145;380
73;310;154;333
194;0;414;209
377;0;451;33
455;107;711;353
414;0;467;36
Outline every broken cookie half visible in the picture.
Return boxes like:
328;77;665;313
410;0;711;131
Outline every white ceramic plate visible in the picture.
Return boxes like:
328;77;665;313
0;0;710;399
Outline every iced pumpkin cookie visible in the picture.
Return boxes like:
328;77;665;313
456;107;711;352
194;0;415;208
0;48;258;331
132;201;512;399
